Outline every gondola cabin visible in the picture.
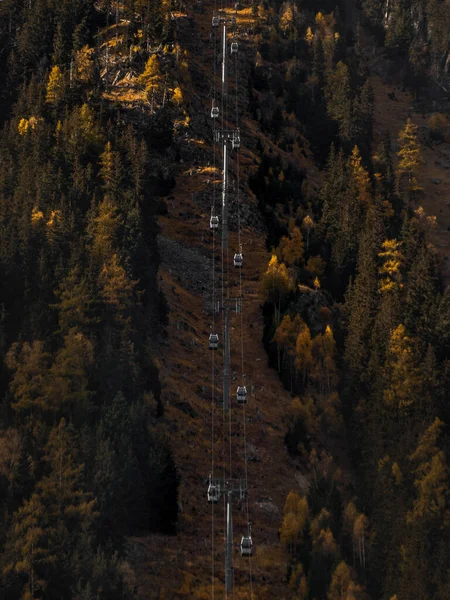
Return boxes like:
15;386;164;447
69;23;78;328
232;132;240;149
209;333;219;350
211;106;219;118
233;253;243;268
236;386;247;404
207;483;220;503
240;536;253;557
210;214;219;229
231;41;238;54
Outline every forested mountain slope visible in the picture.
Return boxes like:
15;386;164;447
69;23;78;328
0;1;449;599
0;2;178;598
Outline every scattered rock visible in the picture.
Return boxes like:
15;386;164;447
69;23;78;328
158;235;210;294
295;472;310;495
256;499;279;515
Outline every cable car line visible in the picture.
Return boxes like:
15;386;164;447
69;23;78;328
208;2;254;596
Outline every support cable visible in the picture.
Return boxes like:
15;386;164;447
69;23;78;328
211;13;218;600
234;19;254;598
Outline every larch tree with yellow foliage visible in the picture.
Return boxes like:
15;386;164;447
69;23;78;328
139;54;162;98
408;418;448;523
311;325;337;395
89;196;123;265
276;227;304;267
397;118;422;201
328;561;367;599
289;563;308;598
295;324;313;387
260;255;292;324
302;215;315;251
46;65;64;105
382;324;420;420
399;418;449;600
273;313;303;375
5;341;52;435
378;238;403;293
280;491;310;556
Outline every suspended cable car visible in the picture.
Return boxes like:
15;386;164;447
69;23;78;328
209;333;219;349
210;208;219;229
240;536;253;556
232;130;241;149
230;41;238;54
233;252;243;268
207;483;220;503
207;474;220;503
240;522;253;556
212;15;219;27
211;103;219;118
236;385;247;404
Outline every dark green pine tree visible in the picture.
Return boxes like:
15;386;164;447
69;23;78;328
353;79;374;157
404;241;439;344
319;145;346;246
344;212;380;395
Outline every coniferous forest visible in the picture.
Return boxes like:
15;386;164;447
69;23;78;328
0;2;179;598
0;0;449;598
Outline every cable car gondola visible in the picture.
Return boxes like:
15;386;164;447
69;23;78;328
210;208;219;229
232;130;241;149
236;386;247;404
211;103;219;118
209;333;219;350
240;536;253;556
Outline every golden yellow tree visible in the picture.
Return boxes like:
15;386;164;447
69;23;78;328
397;118;422;200
172;86;183;106
90;196;122;264
383;324;420;417
328;561;352;600
378;239;403;293
75;45;94;83
273;314;299;373
139;55;162;95
302;215;315;250
260;255;292;323
276;227;304;267
408;418;448;522
273;314;304;385
5;341;52;432
99;254;138;326
46;65;64;104
280;491;310;556
295;325;313;386
289;563;308;598
47;329;94;418
311;325;337;394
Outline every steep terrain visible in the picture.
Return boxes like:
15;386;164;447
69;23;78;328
0;1;449;598
123;4;450;598
125;6;319;599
